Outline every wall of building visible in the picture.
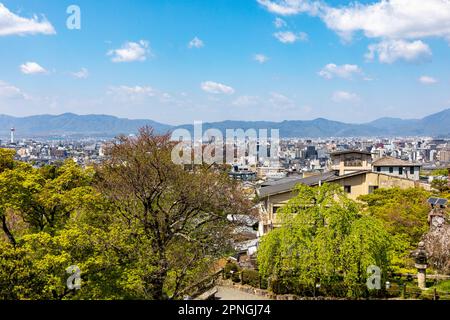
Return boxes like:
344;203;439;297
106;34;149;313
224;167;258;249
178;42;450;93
265;191;295;222
331;153;372;175
331;172;424;200
259;172;430;234
373;166;420;181
438;150;450;162
330;174;371;201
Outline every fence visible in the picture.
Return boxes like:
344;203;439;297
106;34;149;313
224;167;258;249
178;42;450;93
179;269;223;299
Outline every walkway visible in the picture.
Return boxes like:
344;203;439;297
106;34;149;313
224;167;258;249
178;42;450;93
215;286;271;300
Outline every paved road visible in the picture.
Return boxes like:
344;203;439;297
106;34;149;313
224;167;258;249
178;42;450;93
215;286;270;300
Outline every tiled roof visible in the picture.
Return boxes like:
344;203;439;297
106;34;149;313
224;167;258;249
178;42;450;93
372;156;420;167
258;171;339;198
257;170;377;198
330;150;372;156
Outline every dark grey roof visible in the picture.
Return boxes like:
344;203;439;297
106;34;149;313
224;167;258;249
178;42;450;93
258;171;339;198
260;175;305;187
326;170;372;182
257;170;376;198
330;150;372;156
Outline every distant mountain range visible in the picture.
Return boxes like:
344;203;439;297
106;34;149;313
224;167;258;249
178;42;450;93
0;113;172;138
1;108;450;138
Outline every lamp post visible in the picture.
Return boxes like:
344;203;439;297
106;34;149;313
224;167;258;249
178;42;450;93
414;241;428;290
314;283;321;298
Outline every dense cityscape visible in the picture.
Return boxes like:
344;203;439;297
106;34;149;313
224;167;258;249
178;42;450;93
4;127;450;177
1;1;450;316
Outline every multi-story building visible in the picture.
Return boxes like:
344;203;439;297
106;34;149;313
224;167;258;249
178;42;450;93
257;150;429;236
372;156;421;181
439;149;450;163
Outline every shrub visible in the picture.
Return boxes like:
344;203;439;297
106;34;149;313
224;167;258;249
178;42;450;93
242;269;260;287
223;262;240;280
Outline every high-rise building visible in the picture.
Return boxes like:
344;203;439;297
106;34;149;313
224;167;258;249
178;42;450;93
305;146;317;160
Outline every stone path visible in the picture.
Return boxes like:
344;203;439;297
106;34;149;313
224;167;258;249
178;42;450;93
215;286;271;300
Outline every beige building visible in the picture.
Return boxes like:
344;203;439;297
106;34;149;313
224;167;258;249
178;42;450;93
257;150;430;235
372;156;421;181
438;149;450;163
330;150;372;175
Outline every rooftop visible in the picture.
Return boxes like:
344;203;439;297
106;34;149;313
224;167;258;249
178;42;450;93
330;150;372;157
258;171;339;198
373;156;420;167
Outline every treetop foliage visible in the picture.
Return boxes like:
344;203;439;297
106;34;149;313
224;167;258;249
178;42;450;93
0;127;254;300
257;183;392;297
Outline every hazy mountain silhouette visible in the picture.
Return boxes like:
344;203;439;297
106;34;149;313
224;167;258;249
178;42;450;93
0;113;172;138
1;108;449;138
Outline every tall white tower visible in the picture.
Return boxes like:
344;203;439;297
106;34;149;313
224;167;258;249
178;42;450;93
10;127;15;144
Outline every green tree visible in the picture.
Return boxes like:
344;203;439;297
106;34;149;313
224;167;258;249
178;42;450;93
92;127;253;299
358;187;431;272
0;129;254;301
20;160;95;234
257;183;392;297
431;178;450;193
430;168;449;176
0;151;94;245
0;152;42;245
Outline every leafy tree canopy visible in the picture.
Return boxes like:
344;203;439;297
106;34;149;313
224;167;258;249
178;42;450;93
257;183;392;297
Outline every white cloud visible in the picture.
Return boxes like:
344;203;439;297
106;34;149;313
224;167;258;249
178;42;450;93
318;63;362;80
419;76;438;85
201;81;235;95
269;92;295;109
254;54;269;64
232;95;260;106
257;0;320;16
20;61;47;75
108;40;150;62
0;80;27;99
188;37;204;48
0;3;55;36
109;85;155;97
259;0;450;64
106;85;186;106
71;68;89;79
332;90;360;103
259;0;450;43
365;39;432;64
274;17;287;28
321;0;450;42
273;31;308;43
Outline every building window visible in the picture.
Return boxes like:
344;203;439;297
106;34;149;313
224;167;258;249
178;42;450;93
399;167;403;175
344;159;363;167
376;166;381;172
344;185;352;194
389;167;394;173
369;186;379;194
410;167;415;174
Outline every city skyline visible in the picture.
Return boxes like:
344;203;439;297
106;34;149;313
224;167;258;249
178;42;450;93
1;0;450;125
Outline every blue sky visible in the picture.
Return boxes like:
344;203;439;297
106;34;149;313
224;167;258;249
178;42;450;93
0;0;449;125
